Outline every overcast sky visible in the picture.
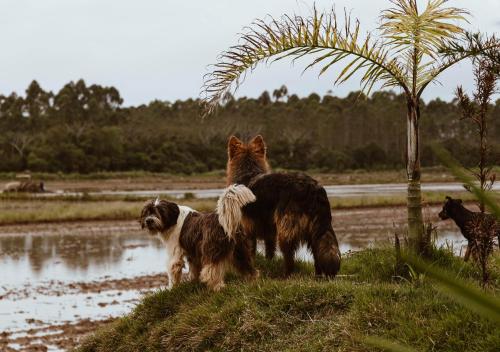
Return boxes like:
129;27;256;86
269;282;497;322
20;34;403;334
1;0;499;106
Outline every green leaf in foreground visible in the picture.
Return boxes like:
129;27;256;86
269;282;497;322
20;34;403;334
433;145;500;218
404;254;500;323
363;336;419;352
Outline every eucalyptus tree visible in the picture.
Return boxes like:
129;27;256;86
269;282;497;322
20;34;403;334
201;0;497;252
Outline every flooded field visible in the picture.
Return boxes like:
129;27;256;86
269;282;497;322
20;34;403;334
0;205;464;351
35;182;500;199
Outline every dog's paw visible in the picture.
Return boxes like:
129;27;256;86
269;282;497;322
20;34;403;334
211;282;226;292
250;269;260;280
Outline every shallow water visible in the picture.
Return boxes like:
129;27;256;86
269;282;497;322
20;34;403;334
0;223;164;286
0;222;168;351
0;210;466;351
39;182;500;199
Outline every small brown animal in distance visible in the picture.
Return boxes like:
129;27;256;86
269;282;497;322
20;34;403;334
439;196;500;261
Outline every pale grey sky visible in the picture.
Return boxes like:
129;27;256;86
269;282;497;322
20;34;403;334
0;0;499;106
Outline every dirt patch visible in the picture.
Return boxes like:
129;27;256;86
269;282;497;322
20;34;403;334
0;220;139;236
1;273;169;351
1;318;115;352
1;273;167;301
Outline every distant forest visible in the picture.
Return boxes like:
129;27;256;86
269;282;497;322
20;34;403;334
1;80;499;174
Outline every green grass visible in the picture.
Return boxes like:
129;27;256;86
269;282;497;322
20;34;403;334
76;248;500;352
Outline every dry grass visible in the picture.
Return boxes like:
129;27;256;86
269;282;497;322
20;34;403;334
0;198;216;225
331;191;484;209
1;166;485;188
1;190;492;225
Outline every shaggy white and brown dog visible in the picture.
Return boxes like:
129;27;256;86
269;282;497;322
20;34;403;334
140;185;257;291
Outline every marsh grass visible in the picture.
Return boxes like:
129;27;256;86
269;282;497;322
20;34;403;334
0;170;227;181
0;200;140;224
330;191;483;209
75;248;500;352
1;166;487;184
1;191;489;225
0;199;217;225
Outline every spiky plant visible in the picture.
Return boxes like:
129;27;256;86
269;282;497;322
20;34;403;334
456;57;498;213
201;0;499;252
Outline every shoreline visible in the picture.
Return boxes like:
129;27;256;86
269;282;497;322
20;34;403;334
0;196;484;227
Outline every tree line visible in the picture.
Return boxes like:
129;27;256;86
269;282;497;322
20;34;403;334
0;80;498;174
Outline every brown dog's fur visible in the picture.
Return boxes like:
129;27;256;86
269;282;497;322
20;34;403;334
180;211;257;289
439;196;500;261
140;196;257;291
226;135;341;277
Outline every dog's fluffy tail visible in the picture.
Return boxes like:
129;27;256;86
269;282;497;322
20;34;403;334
313;227;341;277
216;184;256;239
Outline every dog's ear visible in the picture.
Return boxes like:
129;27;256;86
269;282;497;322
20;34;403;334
249;135;266;157
445;196;452;201
228;135;243;159
139;201;152;229
457;198;463;204
157;201;180;229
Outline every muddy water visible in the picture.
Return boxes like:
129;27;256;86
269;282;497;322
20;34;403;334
0;206;464;351
0;221;169;351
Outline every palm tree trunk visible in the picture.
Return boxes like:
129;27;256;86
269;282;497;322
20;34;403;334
406;99;424;252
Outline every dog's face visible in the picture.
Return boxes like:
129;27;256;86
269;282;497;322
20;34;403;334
226;135;270;184
438;196;462;220
140;198;180;235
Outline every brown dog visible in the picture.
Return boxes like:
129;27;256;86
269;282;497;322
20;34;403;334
226;135;341;277
439;196;500;261
140;185;257;291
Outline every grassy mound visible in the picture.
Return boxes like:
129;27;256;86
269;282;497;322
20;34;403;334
76;248;500;352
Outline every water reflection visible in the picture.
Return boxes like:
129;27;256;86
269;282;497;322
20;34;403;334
0;222;165;287
0;216;465;288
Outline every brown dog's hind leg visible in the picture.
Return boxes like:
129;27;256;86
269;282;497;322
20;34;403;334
200;261;227;291
233;238;259;279
168;259;184;288
312;249;323;276
241;217;259;257
264;236;277;260
279;238;298;277
188;259;201;282
464;242;471;262
251;237;257;257
311;228;341;278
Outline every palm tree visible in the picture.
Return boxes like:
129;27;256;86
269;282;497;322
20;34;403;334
201;0;498;253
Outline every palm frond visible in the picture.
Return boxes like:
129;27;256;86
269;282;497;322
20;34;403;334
380;0;468;59
201;8;408;115
418;32;500;97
